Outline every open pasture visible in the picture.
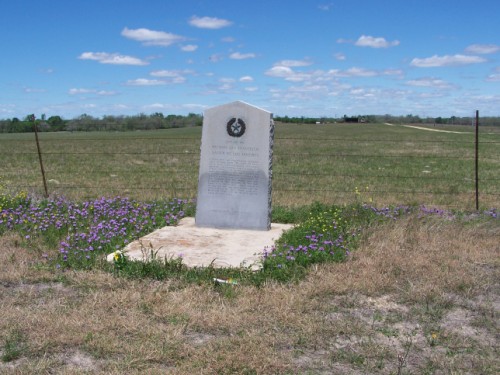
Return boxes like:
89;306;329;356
1;122;498;209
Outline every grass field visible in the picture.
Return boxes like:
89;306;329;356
1;122;499;209
1;123;499;373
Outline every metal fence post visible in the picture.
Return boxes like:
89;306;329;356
475;110;479;210
30;114;49;198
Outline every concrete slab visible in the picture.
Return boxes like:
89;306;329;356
107;217;294;269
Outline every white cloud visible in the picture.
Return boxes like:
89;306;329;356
69;88;93;95
218;83;233;91
209;54;224;62
465;44;500;54
221;36;235;43
170;76;187;84
151;69;193;77
182;103;207;111
69;88;117;96
125;79;167;86
150;70;194;84
96;90;117;96
355;35;400;48
189;16;232;29
121;27;186;46
229;52;256;60
144;103;168;110
269;84;330;102
149;71;170;77
318;3;333;11
265;66;294;78
265;60;315;81
79;52;149;65
328;67;402;78
406;77;453;89
486;73;500;82
410;54;487;67
266;63;400;84
334;53;346;61
341;67;378;77
349;88;378;98
181;44;198;52
239;76;254;82
143;103;207;112
275;59;313;67
0;104;16;115
24;87;46;93
337;38;352;44
416;92;446;99
286;73;314;82
266;65;325;83
383;69;404;76
244;87;258;92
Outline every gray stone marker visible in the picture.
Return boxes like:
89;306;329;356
195;101;274;230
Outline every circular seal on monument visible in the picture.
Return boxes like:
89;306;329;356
226;117;246;137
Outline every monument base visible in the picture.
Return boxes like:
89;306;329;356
106;217;293;270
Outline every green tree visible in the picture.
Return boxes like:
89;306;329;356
47;115;65;131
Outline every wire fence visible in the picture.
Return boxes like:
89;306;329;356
1;123;499;210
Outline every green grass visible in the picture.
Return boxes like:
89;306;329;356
0;122;498;209
1;329;28;363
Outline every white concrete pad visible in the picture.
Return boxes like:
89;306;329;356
107;217;293;269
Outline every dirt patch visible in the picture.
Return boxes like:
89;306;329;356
59;350;98;371
184;331;216;346
383;122;469;134
442;307;498;346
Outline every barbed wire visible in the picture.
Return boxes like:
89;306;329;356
5;170;498;181
2;137;498;144
1;131;498;207
7;183;499;195
0;151;480;160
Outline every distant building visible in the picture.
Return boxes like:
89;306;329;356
343;116;365;123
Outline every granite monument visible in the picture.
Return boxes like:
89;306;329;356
195;101;274;230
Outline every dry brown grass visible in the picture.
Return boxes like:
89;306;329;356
1;215;499;374
310;215;499;300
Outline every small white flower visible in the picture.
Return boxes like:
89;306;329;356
113;250;124;261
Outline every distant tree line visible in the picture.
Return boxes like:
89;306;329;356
1;112;499;133
0;113;203;133
274;114;500;126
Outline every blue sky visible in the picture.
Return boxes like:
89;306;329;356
1;0;499;119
